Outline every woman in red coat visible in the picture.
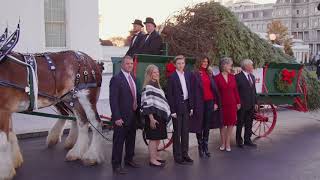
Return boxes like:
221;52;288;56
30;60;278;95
214;57;241;152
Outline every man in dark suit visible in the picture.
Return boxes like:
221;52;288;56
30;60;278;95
167;55;194;165
126;19;145;57
138;17;163;55
109;55;140;174
236;59;258;148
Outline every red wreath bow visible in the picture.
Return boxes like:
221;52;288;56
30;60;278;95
281;69;296;85
166;61;176;78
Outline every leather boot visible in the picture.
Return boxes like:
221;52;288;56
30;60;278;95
203;130;211;157
196;133;204;158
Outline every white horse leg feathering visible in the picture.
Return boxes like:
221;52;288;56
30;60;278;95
0;131;15;180
64;121;78;149
65;103;90;161
77;90;106;165
46;119;67;148
7;55;39;110
9;132;23;169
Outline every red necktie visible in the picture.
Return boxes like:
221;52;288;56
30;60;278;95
128;75;137;110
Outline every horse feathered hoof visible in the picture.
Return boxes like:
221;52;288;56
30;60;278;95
65;149;81;161
82;159;97;166
65;155;80;162
64;142;74;150
46;138;59;148
46;120;66;148
0;167;15;180
13;152;23;169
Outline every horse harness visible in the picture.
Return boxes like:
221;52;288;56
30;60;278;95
0;51;101;111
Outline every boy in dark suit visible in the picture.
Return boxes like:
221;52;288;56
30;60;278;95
167;55;194;165
109;55;140;174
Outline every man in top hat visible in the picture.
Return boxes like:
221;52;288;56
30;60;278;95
126;19;145;57
138;17;163;55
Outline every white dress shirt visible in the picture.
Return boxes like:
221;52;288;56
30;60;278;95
176;70;188;100
131;32;140;47
243;71;253;85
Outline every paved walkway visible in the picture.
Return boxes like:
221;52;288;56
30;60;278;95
14;110;320;180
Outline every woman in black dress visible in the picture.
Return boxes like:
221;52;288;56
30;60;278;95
141;64;171;167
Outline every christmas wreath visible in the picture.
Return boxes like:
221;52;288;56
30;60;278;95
274;68;296;93
159;60;176;92
165;61;176;78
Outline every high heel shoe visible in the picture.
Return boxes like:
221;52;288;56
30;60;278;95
219;146;225;151
149;162;165;168
226;147;231;152
157;159;166;164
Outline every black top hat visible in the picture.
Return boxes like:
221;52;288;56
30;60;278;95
144;17;156;27
132;19;144;27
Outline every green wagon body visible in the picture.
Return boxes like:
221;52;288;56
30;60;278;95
111;54;196;92
112;55;304;105
111;54;307;139
257;62;304;105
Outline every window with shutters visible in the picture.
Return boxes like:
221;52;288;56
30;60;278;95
44;0;66;48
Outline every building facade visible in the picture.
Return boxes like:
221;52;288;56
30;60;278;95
272;0;320;56
228;0;320;59
0;0;101;59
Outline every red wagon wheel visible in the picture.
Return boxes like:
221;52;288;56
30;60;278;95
142;120;174;151
252;104;277;137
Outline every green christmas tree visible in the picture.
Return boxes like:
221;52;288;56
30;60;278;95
161;1;320;110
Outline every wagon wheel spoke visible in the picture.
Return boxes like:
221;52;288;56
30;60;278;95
253;122;261;134
258;122;262;136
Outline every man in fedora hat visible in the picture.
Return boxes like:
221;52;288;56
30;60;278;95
126;19;145;57
138;17;163;55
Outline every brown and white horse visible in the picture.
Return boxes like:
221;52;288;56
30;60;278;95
0;51;106;179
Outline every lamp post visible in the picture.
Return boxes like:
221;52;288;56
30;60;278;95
269;33;276;45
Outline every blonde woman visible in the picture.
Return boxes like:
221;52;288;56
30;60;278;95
141;64;171;167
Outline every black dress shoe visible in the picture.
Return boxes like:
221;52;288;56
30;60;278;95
244;141;257;147
175;159;187;165
183;156;194;164
113;167;128;175
125;161;140;168
237;143;244;148
149;162;165;168
157;159;166;164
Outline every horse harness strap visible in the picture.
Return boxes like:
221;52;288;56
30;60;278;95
66;51;99;108
1;51;100;110
43;54;56;71
74;51;97;85
6;54;39;110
